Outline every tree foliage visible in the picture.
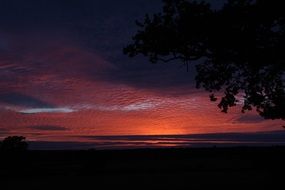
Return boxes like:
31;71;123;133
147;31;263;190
0;136;28;152
124;0;285;120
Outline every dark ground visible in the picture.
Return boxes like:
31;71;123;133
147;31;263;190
0;147;284;189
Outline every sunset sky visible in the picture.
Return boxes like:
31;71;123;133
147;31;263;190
0;0;284;149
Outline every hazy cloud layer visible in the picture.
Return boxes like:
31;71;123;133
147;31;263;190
29;130;285;150
0;92;53;108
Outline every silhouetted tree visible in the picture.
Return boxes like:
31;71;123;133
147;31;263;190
0;136;28;152
124;0;285;120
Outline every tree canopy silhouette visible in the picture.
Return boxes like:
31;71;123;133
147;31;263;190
0;136;28;152
124;0;285;120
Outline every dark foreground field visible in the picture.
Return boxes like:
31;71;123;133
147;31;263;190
0;147;284;189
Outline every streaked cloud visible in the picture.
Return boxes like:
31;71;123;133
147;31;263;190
76;101;158;112
19;108;74;114
4;101;158;114
235;114;265;123
28;125;68;131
